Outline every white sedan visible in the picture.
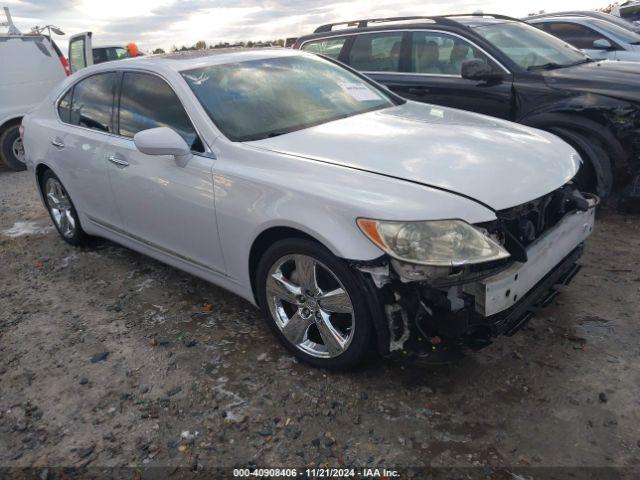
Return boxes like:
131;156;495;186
21;48;596;368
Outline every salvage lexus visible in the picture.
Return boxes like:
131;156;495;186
22;49;597;368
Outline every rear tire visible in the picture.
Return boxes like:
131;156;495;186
256;238;374;369
0;124;27;171
40;169;89;246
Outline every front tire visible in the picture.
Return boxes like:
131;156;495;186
551;127;613;197
41;170;88;246
256;238;374;369
0;124;27;171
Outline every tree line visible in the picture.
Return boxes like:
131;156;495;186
152;39;286;54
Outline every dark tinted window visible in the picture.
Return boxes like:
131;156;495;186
69;73;116;132
347;32;404;72
118;72;203;152
57;88;72;123
546;22;607;49
93;47;128;64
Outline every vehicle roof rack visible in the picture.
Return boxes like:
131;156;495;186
444;13;525;23
313;13;523;33
1;7;22;35
314;16;458;33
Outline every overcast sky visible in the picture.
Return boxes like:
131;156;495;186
5;0;608;51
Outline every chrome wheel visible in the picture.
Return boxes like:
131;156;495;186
45;177;76;238
266;254;355;358
12;137;25;163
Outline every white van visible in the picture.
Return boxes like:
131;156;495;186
0;8;68;170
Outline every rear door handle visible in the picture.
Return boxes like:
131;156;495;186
408;87;430;96
51;138;65;148
108;154;129;167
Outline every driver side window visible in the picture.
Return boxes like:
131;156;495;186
544;22;610;50
117;72;204;153
409;31;499;76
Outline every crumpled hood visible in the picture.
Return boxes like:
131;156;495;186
245;102;580;211
542;60;640;102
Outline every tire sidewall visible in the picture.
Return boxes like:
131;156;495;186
0;125;27;172
256;238;373;369
41;170;87;246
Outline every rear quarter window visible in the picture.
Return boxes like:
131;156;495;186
300;37;347;59
57;88;72;123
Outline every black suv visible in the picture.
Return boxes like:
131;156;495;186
294;15;640;202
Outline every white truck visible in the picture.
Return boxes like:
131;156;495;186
0;7;68;170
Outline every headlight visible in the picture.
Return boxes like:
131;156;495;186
357;218;510;267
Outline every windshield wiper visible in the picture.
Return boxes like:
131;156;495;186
527;58;592;71
265;131;287;138
527;62;564;71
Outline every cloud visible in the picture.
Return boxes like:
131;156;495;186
6;0;608;51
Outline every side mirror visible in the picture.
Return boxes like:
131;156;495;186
592;38;613;50
133;127;192;163
461;59;500;81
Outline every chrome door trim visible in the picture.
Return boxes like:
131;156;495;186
86;215;227;278
299;28;511;75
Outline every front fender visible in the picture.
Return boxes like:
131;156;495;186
213;142;497;291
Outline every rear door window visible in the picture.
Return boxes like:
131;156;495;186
300;38;347;59
118;72;203;152
66;72;116;132
346;32;404;72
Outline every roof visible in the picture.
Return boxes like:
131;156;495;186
82;47;302;75
527;14;597;23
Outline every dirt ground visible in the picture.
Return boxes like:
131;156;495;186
1;166;639;477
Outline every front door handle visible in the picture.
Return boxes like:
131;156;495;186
51;138;65;148
108;155;129;167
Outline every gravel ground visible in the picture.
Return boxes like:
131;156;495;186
1;167;639;476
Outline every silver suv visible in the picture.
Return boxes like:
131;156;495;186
527;14;640;62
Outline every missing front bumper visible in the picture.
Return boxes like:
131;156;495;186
360;204;596;356
463;207;595;317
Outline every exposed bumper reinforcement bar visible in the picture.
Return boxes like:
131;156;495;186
489;244;584;336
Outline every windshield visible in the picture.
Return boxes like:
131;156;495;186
181;54;396;141
473;21;588;70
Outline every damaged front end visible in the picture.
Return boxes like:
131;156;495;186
355;186;598;359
